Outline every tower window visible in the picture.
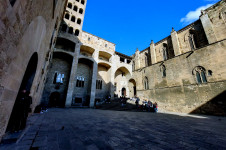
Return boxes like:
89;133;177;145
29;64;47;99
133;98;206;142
65;13;70;20
73;6;78;12
67;3;72;9
161;65;166;78
81;0;85;5
79;8;84;14
53;72;64;84
163;43;168;61
71;16;76;22
75;29;80;36
61;24;67;32
68;27;73;34
77;18;82;25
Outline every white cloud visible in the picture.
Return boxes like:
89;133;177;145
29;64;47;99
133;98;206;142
180;4;213;25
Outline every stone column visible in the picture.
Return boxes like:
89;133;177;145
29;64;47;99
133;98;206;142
109;55;116;99
65;43;81;107
89;50;98;107
200;10;217;44
150;40;157;64
171;28;182;56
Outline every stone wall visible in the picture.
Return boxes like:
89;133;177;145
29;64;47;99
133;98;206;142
0;0;67;140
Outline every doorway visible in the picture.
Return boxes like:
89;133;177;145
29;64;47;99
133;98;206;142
6;53;38;132
122;88;126;97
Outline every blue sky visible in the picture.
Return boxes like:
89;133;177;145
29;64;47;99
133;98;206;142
83;0;220;56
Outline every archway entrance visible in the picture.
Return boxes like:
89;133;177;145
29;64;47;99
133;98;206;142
122;88;126;97
129;79;136;97
6;53;38;132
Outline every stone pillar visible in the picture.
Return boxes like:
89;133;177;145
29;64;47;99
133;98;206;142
171;28;182;56
150;40;157;64
109;56;116;99
65;44;81;107
89;50;98;107
200;10;217;44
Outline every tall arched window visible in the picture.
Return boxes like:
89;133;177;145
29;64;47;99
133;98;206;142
145;53;148;67
77;18;82;25
144;77;149;90
75;29;80;36
73;6;78;12
71;16;76;22
68;27;73;34
163;43;168;61
132;61;135;71
81;0;85;5
193;66;207;84
161;65;166;78
67;3;72;9
79;8;84;14
65;13;70;20
189;30;197;50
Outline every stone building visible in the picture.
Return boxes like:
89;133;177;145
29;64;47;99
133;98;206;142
0;0;226;143
0;0;67;141
132;0;226;115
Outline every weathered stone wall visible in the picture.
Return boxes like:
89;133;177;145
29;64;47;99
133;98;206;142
0;0;66;140
132;39;226;115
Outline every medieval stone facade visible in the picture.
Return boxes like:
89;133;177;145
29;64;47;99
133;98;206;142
0;0;225;142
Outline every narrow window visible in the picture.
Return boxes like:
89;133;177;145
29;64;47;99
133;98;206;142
132;61;135;71
96;80;103;89
73;6;78;11
65;13;70;20
196;72;202;84
81;0;85;5
201;71;207;83
145;53;148;67
105;44;107;47
68;27;73;34
67;3;72;9
75;29;80;36
144;77;149;90
163;43;168;61
77;18;82;25
53;72;58;84
76;77;85;87
161;65;166;78
79;8;83;14
71;16;76;22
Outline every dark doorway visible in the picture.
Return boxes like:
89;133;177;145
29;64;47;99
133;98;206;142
49;92;60;107
133;86;137;96
122;88;126;97
6;52;38;132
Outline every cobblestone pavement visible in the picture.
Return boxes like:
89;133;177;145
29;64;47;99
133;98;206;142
1;108;226;150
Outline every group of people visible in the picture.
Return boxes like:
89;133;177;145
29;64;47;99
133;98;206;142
134;96;158;112
9;90;32;132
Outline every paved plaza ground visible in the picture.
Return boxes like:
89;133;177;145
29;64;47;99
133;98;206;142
0;108;226;150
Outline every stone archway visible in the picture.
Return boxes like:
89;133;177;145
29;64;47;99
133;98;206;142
129;79;136;97
6;52;38;132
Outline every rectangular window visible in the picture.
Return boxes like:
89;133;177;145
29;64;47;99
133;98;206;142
96;80;102;89
76;76;85;87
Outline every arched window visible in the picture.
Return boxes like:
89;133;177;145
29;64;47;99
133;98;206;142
61;24;67;32
65;13;70;20
163;43;168;61
161;65;166;78
68;27;73;34
79;8;83;14
75;29;80;36
67;3;72;9
132;61;135;71
71;16;76;22
77;18;82;25
81;0;85;5
193;66;207;84
188;30;197;50
144;77;149;90
73;5;78;12
145;53;148;67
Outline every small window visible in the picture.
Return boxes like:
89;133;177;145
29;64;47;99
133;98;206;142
88;37;91;41
68;27;73;34
208;70;212;76
67;3;72;9
9;0;16;6
73;6;78;12
163;43;168;61
61;24;67;32
120;57;125;63
160;65;166;78
96;80;103;90
81;0;85;5
65;13;70;20
77;18;82;25
193;66;208;84
105;44;107;47
75;29;80;36
71;16;76;22
76;76;85;87
79;8;83;14
53;72;64;84
144;77;149;90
